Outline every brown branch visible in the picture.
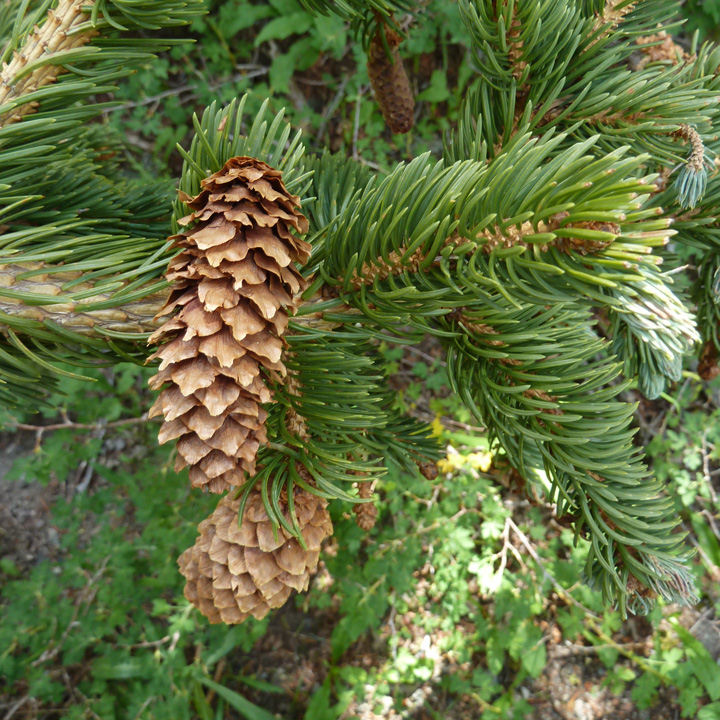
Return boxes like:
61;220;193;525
0;0;99;126
284;369;309;441
9;413;153;434
0;263;167;334
0;263;348;339
507;14;527;84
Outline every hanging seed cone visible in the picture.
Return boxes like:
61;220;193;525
353;480;377;531
178;487;333;624
367;25;415;134
148;157;310;493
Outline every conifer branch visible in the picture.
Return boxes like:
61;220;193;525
590;0;636;45
0;0;98;125
0;263;166;335
506;14;527;84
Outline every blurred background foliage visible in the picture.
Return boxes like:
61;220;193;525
3;1;720;718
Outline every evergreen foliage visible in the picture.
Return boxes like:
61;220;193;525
3;0;720;615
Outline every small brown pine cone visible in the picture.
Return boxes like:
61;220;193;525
179;486;333;624
148;157;311;493
367;25;415;134
699;340;720;381
418;461;438;481
353;480;377;531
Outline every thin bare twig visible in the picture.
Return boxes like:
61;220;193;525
101;67;269;115
352;86;364;161
550;640;648;658
9;413;153;434
701;429;718;504
30;557;111;667
3;696;31;720
315;76;350;143
506;517;599;618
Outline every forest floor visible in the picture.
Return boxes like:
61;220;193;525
2;364;720;720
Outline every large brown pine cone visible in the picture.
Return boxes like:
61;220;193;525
148;157;310;493
178;487;333;624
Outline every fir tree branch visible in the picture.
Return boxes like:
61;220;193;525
0;0;98;125
0;263;166;335
590;0;637;44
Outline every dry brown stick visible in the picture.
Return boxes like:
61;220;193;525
507;517;599;617
9;413;153;435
